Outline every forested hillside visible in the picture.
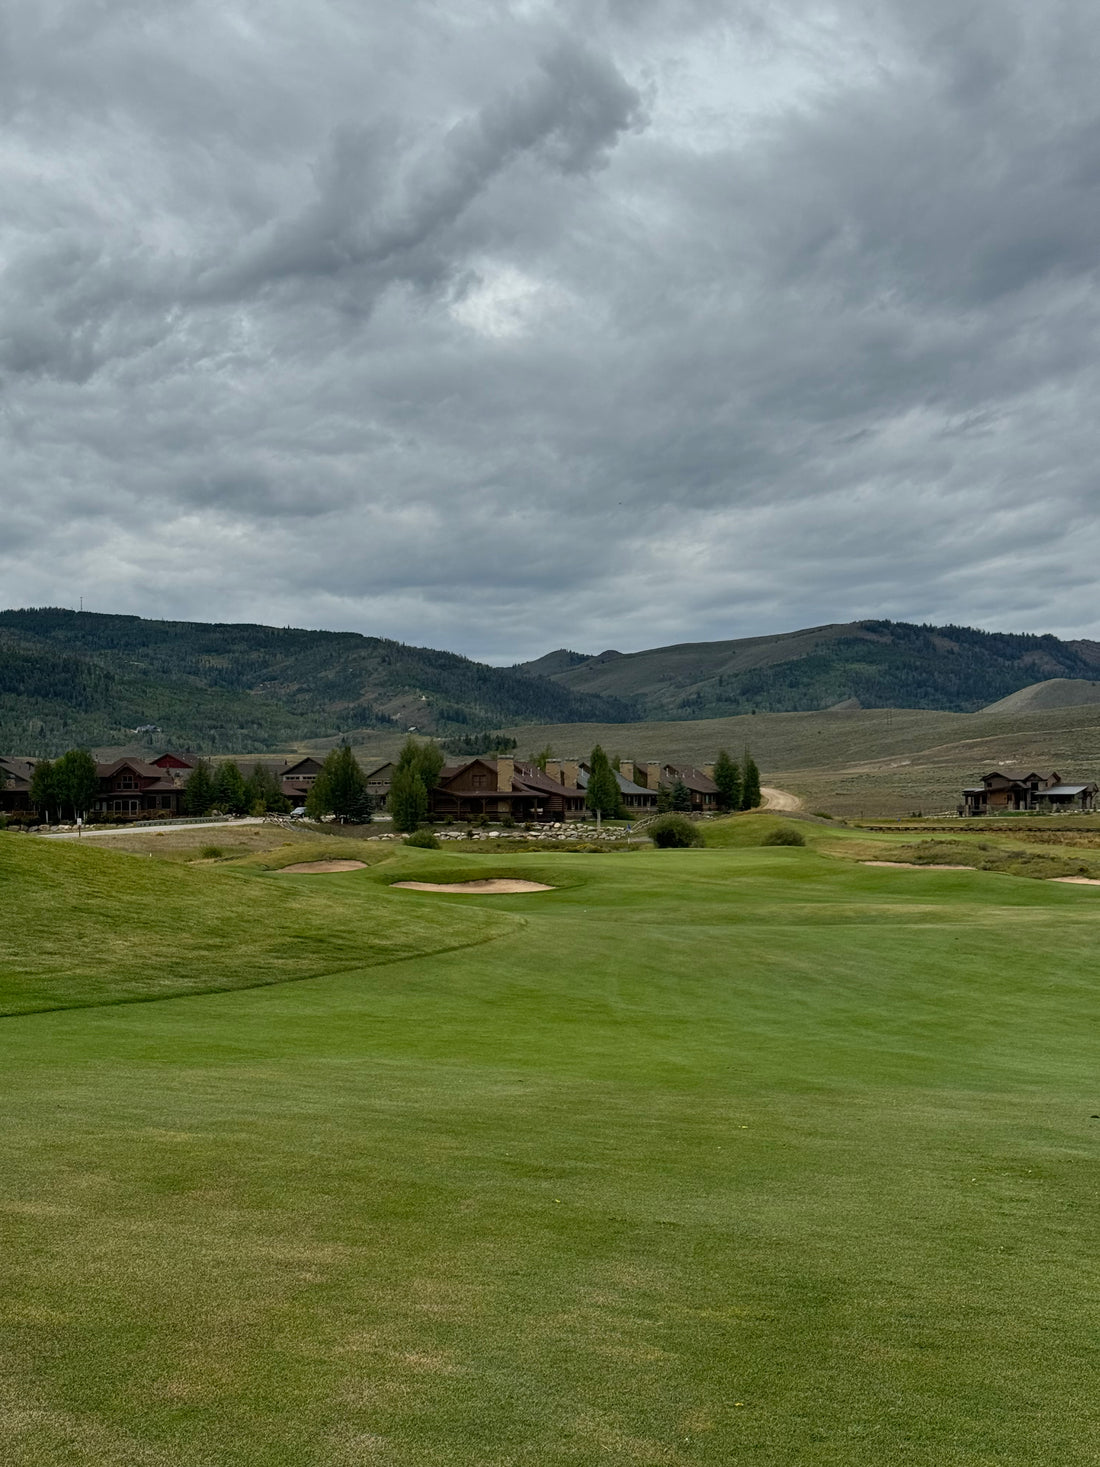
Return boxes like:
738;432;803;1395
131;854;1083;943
519;621;1100;718
0;609;635;756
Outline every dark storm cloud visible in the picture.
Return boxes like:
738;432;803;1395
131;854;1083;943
3;0;1100;660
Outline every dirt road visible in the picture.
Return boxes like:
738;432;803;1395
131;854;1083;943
760;786;804;812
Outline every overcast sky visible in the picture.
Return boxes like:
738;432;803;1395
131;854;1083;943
4;0;1100;662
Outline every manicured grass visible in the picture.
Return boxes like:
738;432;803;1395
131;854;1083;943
0;833;512;1015
2;837;1099;1464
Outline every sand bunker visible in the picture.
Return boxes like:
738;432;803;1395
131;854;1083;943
862;861;974;870
392;879;554;894
278;860;367;874
1050;875;1100;886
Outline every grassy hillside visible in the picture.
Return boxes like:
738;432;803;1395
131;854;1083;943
0;834;510;1014
520;620;1100;718
503;700;1100;815
980;677;1100;714
0;608;635;756
2;836;1099;1463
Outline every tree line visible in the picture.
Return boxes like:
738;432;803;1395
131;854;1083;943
581;746;761;818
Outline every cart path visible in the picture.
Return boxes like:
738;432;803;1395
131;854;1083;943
760;786;805;812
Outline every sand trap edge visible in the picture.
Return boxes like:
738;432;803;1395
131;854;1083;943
392;879;554;894
278;860;368;874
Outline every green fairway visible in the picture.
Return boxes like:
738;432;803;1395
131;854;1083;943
1;831;1098;1464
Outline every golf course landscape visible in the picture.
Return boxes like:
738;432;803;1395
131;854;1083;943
2;817;1097;1465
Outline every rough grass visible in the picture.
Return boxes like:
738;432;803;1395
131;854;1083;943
0;834;512;1015
883;838;1100;881
2;838;1099;1463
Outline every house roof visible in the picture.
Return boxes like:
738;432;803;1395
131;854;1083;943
575;769;651;795
663;764;719;793
96;759;167;779
283;756;324;776
1039;784;1096;796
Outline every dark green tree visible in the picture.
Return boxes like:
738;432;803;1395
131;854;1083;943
54;748;99;820
670;779;692;812
656;783;672;813
183;759;215;816
213;760;249;815
741;751;762;810
307;744;371;823
389;765;429;832
586;745;623;818
245;762;290;814
397;736;444;790
712;749;741;813
29;759;58;822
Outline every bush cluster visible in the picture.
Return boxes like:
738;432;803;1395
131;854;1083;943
648;814;704;848
404;828;441;849
761;826;806;846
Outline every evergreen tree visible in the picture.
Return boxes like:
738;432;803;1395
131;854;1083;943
656;783;672;813
54;748;99;820
712;749;741;813
183;759;214;816
307;744;371;823
213;760;249;815
245;762;290;814
670;779;692;812
389;765;428;832
740;750;762;809
29;759;58;822
397;735;444;790
531;744;554;771
586;745;623;818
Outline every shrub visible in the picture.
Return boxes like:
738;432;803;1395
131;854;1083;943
761;826;805;846
648;814;704;849
404;828;441;849
199;845;225;859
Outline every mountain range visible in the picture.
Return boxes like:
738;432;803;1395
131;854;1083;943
4;608;1100;757
518;620;1100;720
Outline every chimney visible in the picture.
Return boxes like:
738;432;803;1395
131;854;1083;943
497;757;514;793
646;761;662;791
562;760;580;789
545;759;564;784
619;760;636;786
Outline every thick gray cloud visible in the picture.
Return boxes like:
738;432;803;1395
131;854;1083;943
3;0;1100;661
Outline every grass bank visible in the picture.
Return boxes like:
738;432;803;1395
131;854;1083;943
0;834;513;1016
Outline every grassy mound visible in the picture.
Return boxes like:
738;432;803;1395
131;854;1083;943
703;811;820;847
0;834;513;1015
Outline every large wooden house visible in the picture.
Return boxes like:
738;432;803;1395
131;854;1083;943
92;758;192;818
961;771;1098;815
429;758;587;822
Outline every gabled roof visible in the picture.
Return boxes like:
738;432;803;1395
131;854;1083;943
1039;783;1097;796
96;759;166;779
663;764;719;793
0;756;36;787
283;756;324;775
